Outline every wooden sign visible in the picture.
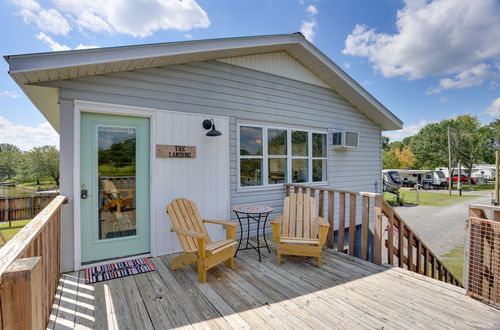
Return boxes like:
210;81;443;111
156;145;196;159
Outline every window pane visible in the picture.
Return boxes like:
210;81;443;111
312;133;327;157
313;159;327;182
98;126;137;239
345;131;358;147
292;130;308;156
240;126;263;156
292;159;308;183
240;159;262;186
268;158;287;184
268;129;287;155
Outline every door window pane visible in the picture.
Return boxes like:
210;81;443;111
268;158;287;184
268;129;287;155
312;133;327;157
98;126;137;240
240;126;263;156
313;159;327;182
240;159;262;186
292;159;308;183
292;130;308;156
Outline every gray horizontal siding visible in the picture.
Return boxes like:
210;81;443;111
47;60;382;237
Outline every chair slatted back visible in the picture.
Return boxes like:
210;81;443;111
282;193;318;239
167;198;212;252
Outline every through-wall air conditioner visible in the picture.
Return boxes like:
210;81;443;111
332;130;359;149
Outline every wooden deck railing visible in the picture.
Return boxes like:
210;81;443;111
0;195;66;329
284;184;462;287
466;204;500;307
284;184;383;264
381;199;463;287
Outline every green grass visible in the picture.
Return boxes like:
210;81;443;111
98;164;135;176
384;191;477;207
441;245;464;282
461;183;495;191
0;219;31;248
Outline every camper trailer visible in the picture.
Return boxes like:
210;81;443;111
382;170;402;195
395;169;447;189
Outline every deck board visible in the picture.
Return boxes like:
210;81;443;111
49;244;499;329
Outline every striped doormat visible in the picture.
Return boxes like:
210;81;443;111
84;257;155;284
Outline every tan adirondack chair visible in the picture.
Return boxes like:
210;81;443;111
167;198;237;283
100;179;135;212
271;193;330;267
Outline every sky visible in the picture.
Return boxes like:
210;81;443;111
0;0;499;150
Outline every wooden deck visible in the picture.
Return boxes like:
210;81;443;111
48;242;499;329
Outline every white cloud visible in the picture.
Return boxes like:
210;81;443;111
428;63;496;94
184;33;192;39
485;98;500;119
300;4;318;42
343;0;500;91
52;0;210;38
439;96;449;103
343;62;351;69
36;32;98;51
0;116;59;150
0;91;21;98
384;120;434;141
14;0;71;35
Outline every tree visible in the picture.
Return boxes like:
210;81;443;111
0;143;22;179
395;146;415;169
27;146;60;186
383;148;400;169
382;136;390;151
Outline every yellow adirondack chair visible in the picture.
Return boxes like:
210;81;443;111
271;193;330;267
167;198;237;283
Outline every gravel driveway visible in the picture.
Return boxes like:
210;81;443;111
393;190;492;257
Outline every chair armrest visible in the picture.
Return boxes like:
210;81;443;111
203;219;237;227
316;217;330;227
271;215;283;224
170;228;205;239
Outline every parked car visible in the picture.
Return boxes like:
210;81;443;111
449;174;477;184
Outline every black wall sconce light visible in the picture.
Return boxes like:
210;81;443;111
202;119;222;137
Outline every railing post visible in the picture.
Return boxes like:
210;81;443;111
327;191;334;249
374;194;383;265
349;194;357;256
338;192;346;253
0;257;43;330
361;195;370;260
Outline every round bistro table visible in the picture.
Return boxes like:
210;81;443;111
233;205;273;262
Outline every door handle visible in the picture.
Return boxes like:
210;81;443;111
81;184;88;199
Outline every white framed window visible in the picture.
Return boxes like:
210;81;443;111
238;124;327;189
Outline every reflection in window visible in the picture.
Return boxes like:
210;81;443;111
313;159;327;182
312;133;327;157
268;129;287;155
240;126;263;155
292;159;308;183
240;159;262;186
292;130;308;156
268;158;286;184
98;126;137;240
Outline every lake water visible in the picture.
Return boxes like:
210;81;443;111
0;187;35;198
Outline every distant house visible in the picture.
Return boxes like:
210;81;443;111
5;33;402;271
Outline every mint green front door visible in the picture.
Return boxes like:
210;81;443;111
80;112;150;263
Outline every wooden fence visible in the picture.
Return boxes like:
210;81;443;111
466;204;500;307
0;196;66;329
284;184;462;287
0;195;58;223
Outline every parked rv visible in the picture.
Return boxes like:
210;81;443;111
382;170;402;195
394;169;447;189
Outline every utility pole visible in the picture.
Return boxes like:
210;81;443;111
448;126;452;196
457;160;462;196
495;148;499;205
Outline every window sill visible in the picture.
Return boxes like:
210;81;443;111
236;181;329;193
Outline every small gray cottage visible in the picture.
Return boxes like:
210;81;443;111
5;34;402;272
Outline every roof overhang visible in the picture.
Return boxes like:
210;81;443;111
4;33;403;132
